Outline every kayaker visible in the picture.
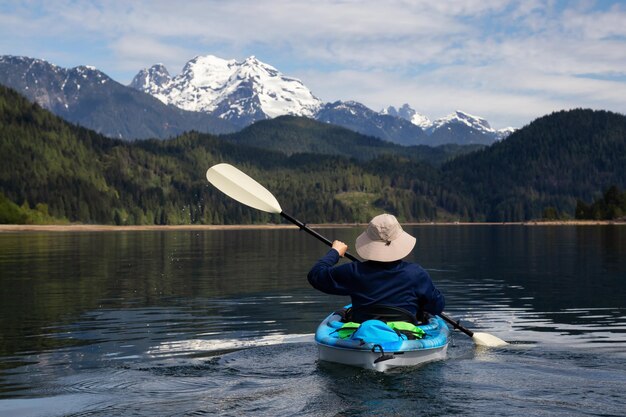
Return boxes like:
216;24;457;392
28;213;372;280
307;213;445;324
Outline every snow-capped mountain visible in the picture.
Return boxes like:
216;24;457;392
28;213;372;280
1;54;515;145
130;63;171;96
381;104;432;130
383;104;515;145
130;55;323;127
316;101;427;146
130;54;515;145
428;110;515;144
0;55;111;114
428;110;491;134
0;55;234;139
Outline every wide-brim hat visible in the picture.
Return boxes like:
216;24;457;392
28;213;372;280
355;213;416;262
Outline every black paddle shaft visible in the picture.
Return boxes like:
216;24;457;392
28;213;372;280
439;312;474;337
280;211;477;338
280;212;359;262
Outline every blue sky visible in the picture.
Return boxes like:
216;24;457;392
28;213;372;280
1;0;625;129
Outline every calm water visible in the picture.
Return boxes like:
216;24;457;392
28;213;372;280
0;225;625;416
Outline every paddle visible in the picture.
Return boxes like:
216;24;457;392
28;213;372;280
438;312;507;347
206;163;507;347
206;163;359;262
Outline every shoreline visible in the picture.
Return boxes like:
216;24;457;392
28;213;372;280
0;220;623;233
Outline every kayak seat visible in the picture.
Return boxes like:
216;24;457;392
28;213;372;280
347;304;420;325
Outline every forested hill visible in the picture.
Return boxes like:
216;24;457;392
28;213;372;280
1;84;625;224
222;115;483;165
441;109;626;220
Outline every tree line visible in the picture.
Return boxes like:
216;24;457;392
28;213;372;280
575;186;626;220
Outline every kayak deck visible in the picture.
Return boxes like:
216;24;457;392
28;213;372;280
315;310;450;372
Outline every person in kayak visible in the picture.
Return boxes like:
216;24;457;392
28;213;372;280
307;213;445;324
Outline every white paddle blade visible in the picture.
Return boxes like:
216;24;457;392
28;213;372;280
206;163;282;214
472;332;508;347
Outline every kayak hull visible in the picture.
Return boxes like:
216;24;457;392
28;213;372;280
315;310;449;372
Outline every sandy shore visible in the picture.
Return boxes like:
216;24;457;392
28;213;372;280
0;220;623;233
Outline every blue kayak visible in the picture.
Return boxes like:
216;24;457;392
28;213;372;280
315;308;450;372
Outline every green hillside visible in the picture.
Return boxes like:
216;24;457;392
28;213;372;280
223;115;482;165
1;85;625;224
442;109;626;221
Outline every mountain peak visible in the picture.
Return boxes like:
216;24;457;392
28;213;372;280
129;64;171;94
243;55;260;64
71;65;110;82
381;104;432;129
130;54;322;126
431;110;492;133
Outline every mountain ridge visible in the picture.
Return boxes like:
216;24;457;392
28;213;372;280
0;55;236;139
131;54;514;145
3;54;513;145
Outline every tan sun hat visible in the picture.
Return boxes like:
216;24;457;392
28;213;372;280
355;213;416;262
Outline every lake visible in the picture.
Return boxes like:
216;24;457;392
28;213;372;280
0;225;625;416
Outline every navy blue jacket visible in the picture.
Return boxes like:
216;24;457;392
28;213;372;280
308;249;445;317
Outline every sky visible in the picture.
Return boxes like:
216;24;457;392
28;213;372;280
1;0;626;129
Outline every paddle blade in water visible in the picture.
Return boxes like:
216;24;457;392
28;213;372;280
206;163;282;214
472;332;508;347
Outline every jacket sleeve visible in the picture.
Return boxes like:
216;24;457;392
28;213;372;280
307;249;351;295
417;269;445;315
